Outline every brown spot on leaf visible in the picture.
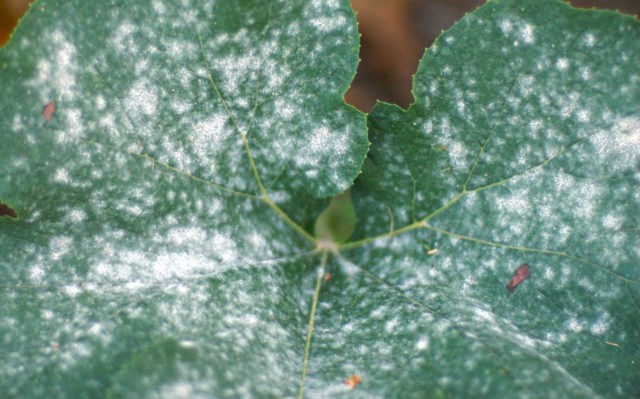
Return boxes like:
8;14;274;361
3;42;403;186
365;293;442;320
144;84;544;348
42;100;55;121
324;272;332;282
506;263;530;293
0;202;17;219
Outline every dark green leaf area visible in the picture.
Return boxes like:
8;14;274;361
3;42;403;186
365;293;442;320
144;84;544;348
349;0;640;397
352;104;455;239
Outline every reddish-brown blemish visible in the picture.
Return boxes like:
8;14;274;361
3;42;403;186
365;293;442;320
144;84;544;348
343;374;362;390
42;100;55;121
0;202;17;219
324;272;332;282
505;263;530;293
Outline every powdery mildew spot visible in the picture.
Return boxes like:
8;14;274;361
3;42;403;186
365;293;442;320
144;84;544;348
499;17;535;45
415;336;429;351
583;32;596;47
152;0;166;15
25;29;77;107
589;116;640;174
111;21;137;54
309;14;347;33
556;57;570;71
124;80;158;116
53;167;70;184
190;113;231;169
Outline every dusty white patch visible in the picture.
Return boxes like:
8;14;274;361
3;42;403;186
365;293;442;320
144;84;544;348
590;116;640;173
583;32;596;47
416;336;429;351
53;168;71;184
309;15;346;33
519;22;535;44
68;208;87;223
556;58;570;71
112;21;137;53
29;265;45;283
125;80;158;116
27;29;78;102
152;0;166;15
499;18;535;44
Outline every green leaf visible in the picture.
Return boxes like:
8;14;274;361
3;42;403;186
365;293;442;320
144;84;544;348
0;0;366;397
1;0;639;398
340;0;640;397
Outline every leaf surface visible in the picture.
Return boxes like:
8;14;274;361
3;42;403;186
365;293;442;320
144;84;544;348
0;0;365;397
1;0;639;398
337;0;640;397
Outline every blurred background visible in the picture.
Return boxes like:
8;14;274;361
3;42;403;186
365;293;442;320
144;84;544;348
1;0;638;112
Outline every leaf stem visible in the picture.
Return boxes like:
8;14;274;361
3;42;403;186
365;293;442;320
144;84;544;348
297;251;328;399
339;191;466;251
262;195;317;243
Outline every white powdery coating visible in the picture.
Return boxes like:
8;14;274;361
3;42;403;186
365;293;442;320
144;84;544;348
437;122;469;171
67;208;87;223
49;236;73;261
27;29;78;101
519;22;535;44
415;336;430;351
307;0;347;33
499;17;535;45
53;108;84;144
4;2;365;396
191;113;231;168
296;124;349;171
210;29;261;95
556;57;570;72
152;0;167;15
22;29;84;147
158;383;205;399
111;21;137;54
309;14;347;33
589;116;640;174
495;187;531;216
53;167;71;184
583;32;597;47
602;213;623;230
124;80;158;117
166;227;208;246
88;247;211;290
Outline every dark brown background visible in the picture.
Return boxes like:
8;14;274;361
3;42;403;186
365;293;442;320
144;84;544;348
1;0;638;112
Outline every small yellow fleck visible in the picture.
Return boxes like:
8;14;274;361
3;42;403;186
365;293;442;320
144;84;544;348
343;374;362;390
